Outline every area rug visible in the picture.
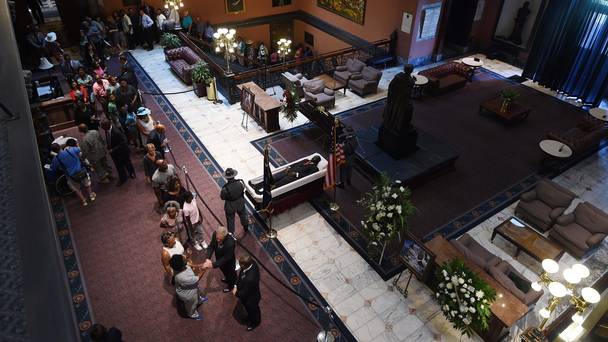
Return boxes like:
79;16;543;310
252;67;595;280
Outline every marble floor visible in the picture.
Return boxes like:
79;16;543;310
131;47;605;341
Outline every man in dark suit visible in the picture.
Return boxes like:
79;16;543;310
203;226;237;293
100;120;135;186
220;168;249;235
233;255;261;331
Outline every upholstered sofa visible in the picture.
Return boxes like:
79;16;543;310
281;71;310;98
515;179;576;232
334;58;366;84
488;261;543;306
418;61;473;95
245;153;328;214
165;47;202;85
348;66;382;96
302;79;336;109
450;234;501;271
550;202;608;258
547;116;608;156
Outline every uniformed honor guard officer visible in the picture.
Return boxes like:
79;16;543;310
220;168;249;235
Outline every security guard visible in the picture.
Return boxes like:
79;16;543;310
220;168;249;235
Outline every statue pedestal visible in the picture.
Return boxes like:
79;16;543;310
377;125;418;160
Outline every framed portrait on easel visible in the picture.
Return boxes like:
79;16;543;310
226;0;246;14
399;232;435;281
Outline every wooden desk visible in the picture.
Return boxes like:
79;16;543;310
41;96;75;131
425;235;528;341
237;82;280;132
479;97;530;123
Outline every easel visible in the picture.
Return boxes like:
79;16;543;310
392;268;414;297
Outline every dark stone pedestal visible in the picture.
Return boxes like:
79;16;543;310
377;125;419;159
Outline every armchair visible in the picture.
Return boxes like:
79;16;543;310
333;58;366;84
550;202;608;258
514;179;576;232
450;234;501;271
488;261;543;306
165;47;202;85
348;66;382;96
302;79;335;109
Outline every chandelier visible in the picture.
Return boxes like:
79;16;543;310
164;0;184;10
213;28;237;75
277;38;292;63
531;259;599;331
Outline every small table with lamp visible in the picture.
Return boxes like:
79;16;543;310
588;107;608;122
462;57;484;71
412;74;428;98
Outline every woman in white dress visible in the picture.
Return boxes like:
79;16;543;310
161;231;185;277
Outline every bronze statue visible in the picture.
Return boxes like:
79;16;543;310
377;64;418;159
508;1;531;45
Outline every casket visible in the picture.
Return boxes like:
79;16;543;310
245;153;328;214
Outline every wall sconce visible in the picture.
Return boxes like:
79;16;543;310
277;38;292;63
532;259;599;330
213;28;237;75
164;0;184;10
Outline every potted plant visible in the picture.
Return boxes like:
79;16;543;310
500;89;519;113
191;61;213;98
161;33;181;52
358;173;416;264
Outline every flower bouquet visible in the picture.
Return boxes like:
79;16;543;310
358;173;415;264
434;259;496;338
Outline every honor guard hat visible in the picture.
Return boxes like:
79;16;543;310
224;168;238;179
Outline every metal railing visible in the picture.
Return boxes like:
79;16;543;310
178;32;392;104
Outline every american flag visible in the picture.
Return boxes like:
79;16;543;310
324;122;341;190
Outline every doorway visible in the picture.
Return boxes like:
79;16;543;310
441;0;478;57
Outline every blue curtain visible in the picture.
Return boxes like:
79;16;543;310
523;0;608;106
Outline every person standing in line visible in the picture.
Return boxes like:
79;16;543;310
100;120;135;186
203;226;237;293
233;255;261;331
147;123;167;159
122;10;134;50
183;192;207;251
143;143;162;184
27;0;44;25
170;254;208;320
338;126;359;187
140;9;154;51
161;231;185;277
156;9;166;34
78;124;113;184
220;168;249;235
151;159;175;207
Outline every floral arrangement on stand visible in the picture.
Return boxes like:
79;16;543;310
358;174;415;264
434;259;497;338
281;89;300;124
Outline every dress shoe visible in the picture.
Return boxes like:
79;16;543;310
116;180;126;187
130;173;136;179
336;182;345;189
220;278;228;284
223;287;233;293
246;326;256;332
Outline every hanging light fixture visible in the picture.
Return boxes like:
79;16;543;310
164;0;184;10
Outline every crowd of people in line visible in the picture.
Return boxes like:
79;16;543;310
41;11;262;336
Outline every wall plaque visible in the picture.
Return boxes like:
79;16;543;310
418;3;442;41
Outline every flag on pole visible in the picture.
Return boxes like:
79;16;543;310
262;145;273;212
324;121;338;190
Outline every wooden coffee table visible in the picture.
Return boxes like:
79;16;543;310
315;74;347;95
479;97;530;123
491;216;564;262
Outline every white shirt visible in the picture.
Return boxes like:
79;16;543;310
141;13;154;29
157;13;166;30
122;14;133;34
183;200;200;225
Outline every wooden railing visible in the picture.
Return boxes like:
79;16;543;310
178;33;393;104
